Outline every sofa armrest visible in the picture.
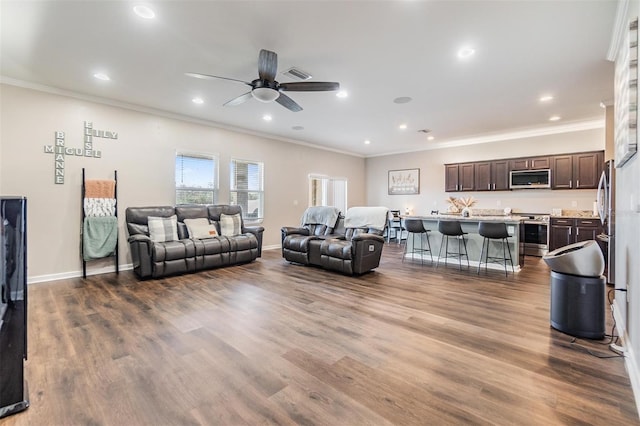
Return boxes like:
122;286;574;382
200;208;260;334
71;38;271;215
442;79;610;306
127;234;154;278
243;225;265;257
281;226;310;253
350;234;385;274
351;233;385;243
281;226;310;236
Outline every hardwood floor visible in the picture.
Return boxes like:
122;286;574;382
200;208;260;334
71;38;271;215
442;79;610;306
2;244;638;425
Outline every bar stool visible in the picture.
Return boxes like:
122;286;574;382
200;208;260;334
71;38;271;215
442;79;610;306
478;221;514;277
386;210;405;245
402;218;433;265
436;220;469;270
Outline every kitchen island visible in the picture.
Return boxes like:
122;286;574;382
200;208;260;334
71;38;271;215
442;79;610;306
402;214;525;271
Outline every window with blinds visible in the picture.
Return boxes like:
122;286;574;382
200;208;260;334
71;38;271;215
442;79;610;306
175;153;218;205
230;158;264;220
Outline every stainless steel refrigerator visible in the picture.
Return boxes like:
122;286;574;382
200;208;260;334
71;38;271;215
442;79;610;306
596;160;615;285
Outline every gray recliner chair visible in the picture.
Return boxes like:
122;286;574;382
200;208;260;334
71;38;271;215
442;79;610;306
281;206;341;265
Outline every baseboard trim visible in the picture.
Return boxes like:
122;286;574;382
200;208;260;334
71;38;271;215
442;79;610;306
28;264;133;284
612;298;640;419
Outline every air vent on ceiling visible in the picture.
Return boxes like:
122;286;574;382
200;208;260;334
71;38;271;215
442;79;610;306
282;67;312;81
417;129;431;134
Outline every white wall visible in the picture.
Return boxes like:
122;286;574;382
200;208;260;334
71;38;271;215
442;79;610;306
0;84;365;280
365;129;605;215
612;0;640;413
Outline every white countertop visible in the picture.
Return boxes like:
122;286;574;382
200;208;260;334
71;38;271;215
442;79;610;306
405;214;526;223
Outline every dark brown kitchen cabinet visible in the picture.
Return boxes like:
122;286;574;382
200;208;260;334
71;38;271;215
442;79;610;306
573;151;604;189
549;217;602;250
475;160;509;191
445;163;475;192
552;155;573;189
552;151;603;189
509;156;550;171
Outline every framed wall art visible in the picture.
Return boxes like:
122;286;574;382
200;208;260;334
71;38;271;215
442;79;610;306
388;168;420;195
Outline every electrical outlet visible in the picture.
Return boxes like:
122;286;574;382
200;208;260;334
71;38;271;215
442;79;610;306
293;200;298;206
497;200;502;206
571;200;577;207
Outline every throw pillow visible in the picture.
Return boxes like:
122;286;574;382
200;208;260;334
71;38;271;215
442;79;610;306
147;215;178;242
219;213;242;236
184;217;219;239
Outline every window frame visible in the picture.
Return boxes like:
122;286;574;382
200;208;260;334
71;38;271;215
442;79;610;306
175;151;219;205
230;157;264;222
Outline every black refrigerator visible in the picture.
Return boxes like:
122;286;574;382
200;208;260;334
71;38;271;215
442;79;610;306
0;197;29;418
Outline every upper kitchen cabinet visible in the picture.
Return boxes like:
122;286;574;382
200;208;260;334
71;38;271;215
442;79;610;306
475;160;509;191
551;151;603;189
509;156;550;171
445;163;475;192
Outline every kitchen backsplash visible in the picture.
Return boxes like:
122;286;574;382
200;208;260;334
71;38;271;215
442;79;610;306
552;209;598;217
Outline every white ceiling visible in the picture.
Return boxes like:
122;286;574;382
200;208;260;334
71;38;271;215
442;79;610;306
0;0;618;157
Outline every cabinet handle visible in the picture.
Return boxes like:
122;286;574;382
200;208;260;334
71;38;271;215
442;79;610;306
568;228;572;236
526;160;528;168
488;183;491;190
576;228;579;236
576;180;580;188
456;184;459;191
493;183;496;190
569;180;572;189
582;220;593;224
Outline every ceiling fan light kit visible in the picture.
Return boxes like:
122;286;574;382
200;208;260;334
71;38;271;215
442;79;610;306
186;49;340;112
252;87;280;103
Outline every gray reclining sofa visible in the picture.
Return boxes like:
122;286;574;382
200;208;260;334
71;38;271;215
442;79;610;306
282;206;388;275
126;204;264;279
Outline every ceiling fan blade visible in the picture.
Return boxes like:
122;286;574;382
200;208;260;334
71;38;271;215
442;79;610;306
258;49;278;82
224;92;253;107
275;93;303;112
279;81;340;92
185;72;251;86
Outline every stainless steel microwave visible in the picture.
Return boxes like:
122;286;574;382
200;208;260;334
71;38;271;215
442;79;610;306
509;169;551;189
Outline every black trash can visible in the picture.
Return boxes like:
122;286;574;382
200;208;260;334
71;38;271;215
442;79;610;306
543;240;606;339
549;271;605;339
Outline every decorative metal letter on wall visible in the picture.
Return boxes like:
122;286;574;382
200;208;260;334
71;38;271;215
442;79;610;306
43;121;118;184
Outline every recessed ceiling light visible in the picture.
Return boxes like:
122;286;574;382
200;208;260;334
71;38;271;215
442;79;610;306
549;115;561;121
192;97;204;104
364;140;371;145
336;90;348;98
393;97;412;104
133;5;155;19
399;124;408;130
262;114;272;122
427;136;435;141
539;95;554;102
93;73;110;81
457;46;476;59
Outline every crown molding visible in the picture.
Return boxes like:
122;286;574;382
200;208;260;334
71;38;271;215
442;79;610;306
1;76;604;160
0;76;365;159
366;118;604;158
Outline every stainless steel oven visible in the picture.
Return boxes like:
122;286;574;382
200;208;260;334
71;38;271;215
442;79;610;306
522;215;549;257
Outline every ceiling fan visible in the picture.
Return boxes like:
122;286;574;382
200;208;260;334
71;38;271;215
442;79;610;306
186;49;340;112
